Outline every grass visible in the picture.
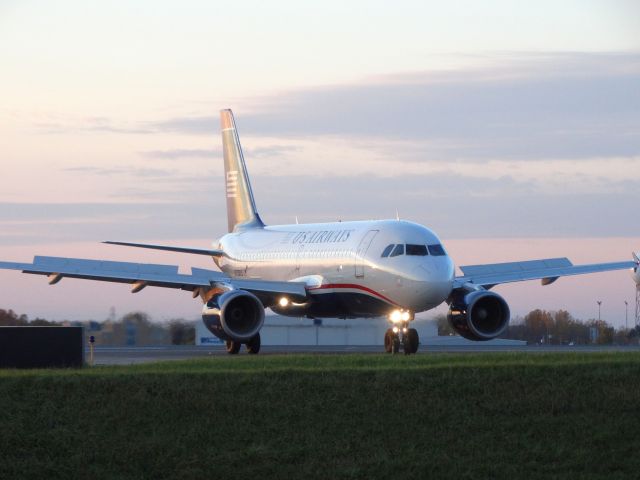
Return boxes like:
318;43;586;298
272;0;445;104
2;353;640;479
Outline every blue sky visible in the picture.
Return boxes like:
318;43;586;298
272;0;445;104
0;1;638;324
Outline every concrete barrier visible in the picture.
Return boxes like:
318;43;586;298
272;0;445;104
0;326;84;368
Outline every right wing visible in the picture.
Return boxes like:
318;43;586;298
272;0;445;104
455;256;638;289
0;256;307;304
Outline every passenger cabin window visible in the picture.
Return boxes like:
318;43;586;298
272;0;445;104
428;244;446;256
390;244;404;257
381;244;394;258
406;244;428;256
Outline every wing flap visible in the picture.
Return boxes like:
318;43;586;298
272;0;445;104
460;258;572;277
31;255;181;275
0;256;220;290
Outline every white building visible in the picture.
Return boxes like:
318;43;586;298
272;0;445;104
195;315;526;347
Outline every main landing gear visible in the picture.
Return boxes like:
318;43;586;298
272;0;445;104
384;326;419;355
225;332;261;355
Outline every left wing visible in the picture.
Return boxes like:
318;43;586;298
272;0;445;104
455;255;638;289
0;256;307;304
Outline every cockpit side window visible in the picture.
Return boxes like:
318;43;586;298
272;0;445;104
381;244;394;258
427;244;446;256
406;244;428;256
390;244;404;257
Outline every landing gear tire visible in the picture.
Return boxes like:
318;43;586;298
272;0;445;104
226;340;241;354
384;329;395;353
392;336;400;354
246;333;261;354
384;328;402;354
404;328;419;355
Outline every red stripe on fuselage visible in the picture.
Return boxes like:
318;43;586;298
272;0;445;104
307;283;399;306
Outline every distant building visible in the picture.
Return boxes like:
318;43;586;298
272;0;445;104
195;315;526;347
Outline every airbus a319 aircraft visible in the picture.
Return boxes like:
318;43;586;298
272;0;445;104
2;110;638;354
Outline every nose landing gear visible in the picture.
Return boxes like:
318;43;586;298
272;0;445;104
384;328;400;353
384;324;419;355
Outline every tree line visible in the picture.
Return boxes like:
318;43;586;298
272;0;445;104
3;307;639;346
0;309;196;346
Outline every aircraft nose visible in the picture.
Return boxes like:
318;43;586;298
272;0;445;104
413;257;454;284
412;257;454;305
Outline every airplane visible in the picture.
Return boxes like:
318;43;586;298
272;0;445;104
1;109;638;354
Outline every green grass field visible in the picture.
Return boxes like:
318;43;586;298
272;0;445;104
2;353;640;480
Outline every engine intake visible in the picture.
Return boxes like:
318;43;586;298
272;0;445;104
202;290;265;342
447;289;510;341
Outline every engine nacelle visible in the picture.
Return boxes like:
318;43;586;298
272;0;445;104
447;289;510;341
202;289;265;342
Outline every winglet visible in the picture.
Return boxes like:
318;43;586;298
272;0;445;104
220;109;265;232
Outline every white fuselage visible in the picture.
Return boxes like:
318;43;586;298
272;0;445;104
214;219;455;318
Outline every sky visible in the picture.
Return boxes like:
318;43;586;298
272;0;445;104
0;0;639;326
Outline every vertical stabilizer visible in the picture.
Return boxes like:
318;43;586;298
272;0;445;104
220;109;264;232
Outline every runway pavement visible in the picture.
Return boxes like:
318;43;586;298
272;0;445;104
89;344;640;365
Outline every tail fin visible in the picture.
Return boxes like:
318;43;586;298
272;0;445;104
220;109;264;232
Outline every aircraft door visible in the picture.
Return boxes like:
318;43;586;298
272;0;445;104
295;244;305;274
354;230;378;278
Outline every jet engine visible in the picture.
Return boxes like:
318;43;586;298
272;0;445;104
202;289;265;342
447;289;510;341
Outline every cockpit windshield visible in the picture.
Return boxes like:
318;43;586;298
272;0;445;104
428;244;446;256
381;243;446;258
406;244;428;256
381;244;394;258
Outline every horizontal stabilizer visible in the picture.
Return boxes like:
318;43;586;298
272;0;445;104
104;241;225;257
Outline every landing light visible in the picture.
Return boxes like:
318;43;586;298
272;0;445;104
278;297;290;307
389;309;412;323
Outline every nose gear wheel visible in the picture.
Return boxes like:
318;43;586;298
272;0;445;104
384;325;419;354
